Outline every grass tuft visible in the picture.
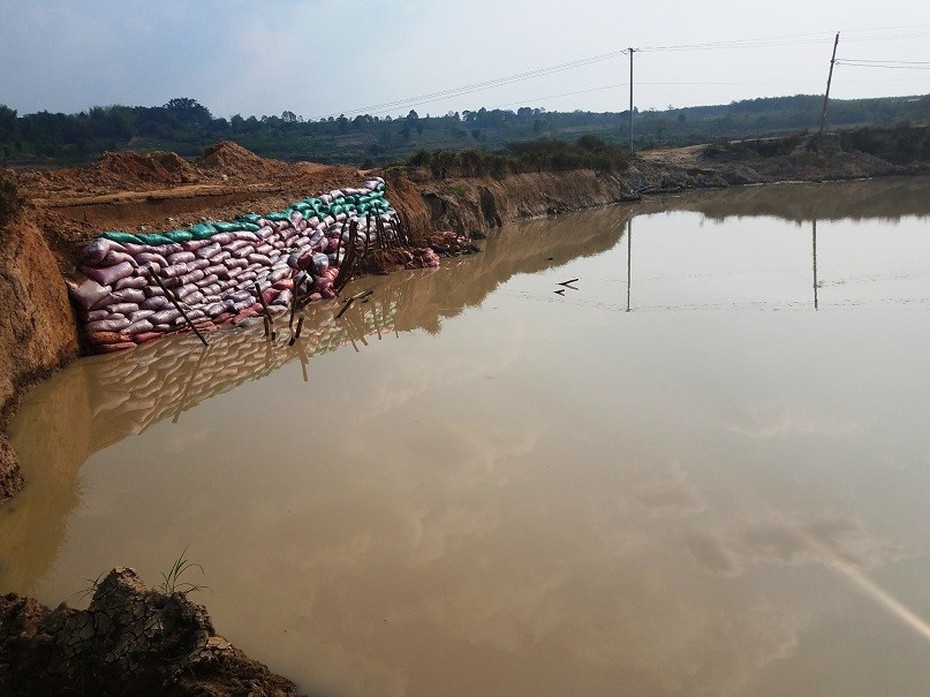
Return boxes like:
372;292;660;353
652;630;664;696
159;546;208;596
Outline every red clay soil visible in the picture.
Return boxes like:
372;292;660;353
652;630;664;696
8;142;367;270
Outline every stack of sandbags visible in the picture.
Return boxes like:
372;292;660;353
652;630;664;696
68;177;397;352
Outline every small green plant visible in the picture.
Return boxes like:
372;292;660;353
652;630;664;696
159;546;207;596
75;571;107;603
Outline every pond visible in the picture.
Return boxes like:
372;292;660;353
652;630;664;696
2;177;930;696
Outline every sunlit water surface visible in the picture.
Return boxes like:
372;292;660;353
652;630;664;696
3;178;930;696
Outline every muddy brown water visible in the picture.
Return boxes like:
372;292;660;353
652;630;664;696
3;177;930;696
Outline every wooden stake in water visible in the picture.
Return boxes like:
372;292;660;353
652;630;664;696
334;220;359;293
147;265;208;346
254;282;276;341
335;289;373;320
288;316;304;347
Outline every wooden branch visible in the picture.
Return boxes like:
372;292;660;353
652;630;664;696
147;265;208;346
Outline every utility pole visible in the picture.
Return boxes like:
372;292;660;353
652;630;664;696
818;32;841;141
628;48;637;154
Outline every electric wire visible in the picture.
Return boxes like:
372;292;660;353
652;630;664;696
318;25;930;119
322;49;629;119
837;60;930;70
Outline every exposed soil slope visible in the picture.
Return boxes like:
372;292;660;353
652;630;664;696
633;129;930;191
0;567;301;696
0;210;80;500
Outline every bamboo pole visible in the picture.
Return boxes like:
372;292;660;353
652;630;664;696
147;265;208;346
254;282;276;341
335;289;373;320
288;315;305;346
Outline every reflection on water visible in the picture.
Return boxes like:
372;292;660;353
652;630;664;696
0;206;628;593
636;176;930;222
3;179;930;696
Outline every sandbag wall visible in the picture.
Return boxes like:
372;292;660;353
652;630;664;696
68;177;397;352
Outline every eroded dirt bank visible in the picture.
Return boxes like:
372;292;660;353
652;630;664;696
387;168;632;234
0;567;300;696
0;212;80;501
385;127;930;235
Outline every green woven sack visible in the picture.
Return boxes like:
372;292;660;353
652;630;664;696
215;221;260;233
190;222;217;236
164;229;194;242
100;231;143;244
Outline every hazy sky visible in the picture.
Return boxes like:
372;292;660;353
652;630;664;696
1;1;928;119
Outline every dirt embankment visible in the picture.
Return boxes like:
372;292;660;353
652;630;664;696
385;127;930;232
386;168;632;235
0;211;80;500
632;127;930;191
0;567;300;696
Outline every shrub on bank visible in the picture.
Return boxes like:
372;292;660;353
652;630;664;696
405;136;630;179
0;177;22;229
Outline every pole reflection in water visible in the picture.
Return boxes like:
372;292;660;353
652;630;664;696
626;219;632;313
813;218;819;311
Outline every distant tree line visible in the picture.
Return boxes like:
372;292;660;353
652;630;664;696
405;135;631;179
1;93;929;167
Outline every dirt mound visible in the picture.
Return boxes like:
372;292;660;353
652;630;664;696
0;567;302;696
93;150;200;188
198;141;275;178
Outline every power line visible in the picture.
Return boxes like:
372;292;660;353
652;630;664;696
488;85;628;110
837;60;930;70
316;27;930;119
842;33;930;42
320;49;630;119
640;35;834;52
839;59;930;64
839;22;930;32
486;77;930;111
